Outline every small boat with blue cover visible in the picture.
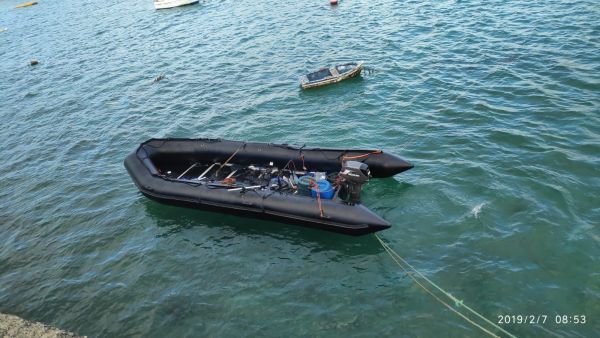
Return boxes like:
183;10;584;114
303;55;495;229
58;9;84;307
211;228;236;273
124;138;413;235
300;62;364;89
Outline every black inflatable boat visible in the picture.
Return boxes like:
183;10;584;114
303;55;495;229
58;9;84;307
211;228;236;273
124;138;413;235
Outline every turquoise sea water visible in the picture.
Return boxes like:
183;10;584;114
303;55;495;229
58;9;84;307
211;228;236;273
1;0;599;337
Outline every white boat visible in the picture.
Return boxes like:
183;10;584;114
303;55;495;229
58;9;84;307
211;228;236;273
300;62;364;89
154;0;199;10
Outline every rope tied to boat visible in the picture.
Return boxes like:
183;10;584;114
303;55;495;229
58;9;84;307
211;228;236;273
293;145;308;171
374;234;518;338
309;178;325;218
341;150;382;162
299;154;307;171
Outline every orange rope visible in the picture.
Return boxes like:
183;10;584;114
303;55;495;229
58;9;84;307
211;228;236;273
220;177;236;185
310;179;324;218
342;150;382;161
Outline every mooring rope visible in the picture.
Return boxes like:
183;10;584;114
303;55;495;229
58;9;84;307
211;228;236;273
374;234;517;338
341;150;382;162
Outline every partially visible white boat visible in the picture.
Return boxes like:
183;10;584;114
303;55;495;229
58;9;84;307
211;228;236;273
154;0;199;10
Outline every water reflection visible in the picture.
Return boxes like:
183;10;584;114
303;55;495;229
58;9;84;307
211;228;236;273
298;75;365;98
141;198;384;256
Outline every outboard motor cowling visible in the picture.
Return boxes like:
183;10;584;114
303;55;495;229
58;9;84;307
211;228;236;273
338;161;370;205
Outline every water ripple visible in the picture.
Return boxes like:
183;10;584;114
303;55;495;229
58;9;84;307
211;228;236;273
1;0;599;337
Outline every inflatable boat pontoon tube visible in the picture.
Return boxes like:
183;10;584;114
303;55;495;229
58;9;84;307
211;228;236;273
124;138;413;235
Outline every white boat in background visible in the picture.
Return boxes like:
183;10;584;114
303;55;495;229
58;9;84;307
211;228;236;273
154;0;199;10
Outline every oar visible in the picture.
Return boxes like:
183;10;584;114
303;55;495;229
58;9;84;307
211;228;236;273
227;185;263;192
215;143;246;176
177;163;197;179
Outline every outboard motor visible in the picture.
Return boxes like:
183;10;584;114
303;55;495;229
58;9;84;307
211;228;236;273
338;161;371;205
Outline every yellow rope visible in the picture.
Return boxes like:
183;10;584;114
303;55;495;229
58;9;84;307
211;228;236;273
379;237;517;337
375;234;516;338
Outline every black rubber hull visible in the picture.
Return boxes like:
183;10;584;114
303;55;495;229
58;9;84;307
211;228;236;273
124;138;413;236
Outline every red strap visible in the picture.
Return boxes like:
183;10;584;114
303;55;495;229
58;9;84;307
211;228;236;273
310;179;324;218
300;154;307;170
342;150;382;161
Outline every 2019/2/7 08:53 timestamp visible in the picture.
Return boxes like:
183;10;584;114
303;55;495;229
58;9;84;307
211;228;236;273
498;315;587;325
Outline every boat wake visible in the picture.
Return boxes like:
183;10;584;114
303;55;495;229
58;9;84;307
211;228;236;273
470;202;486;219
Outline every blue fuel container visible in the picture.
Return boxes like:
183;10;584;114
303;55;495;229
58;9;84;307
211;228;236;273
311;180;334;199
